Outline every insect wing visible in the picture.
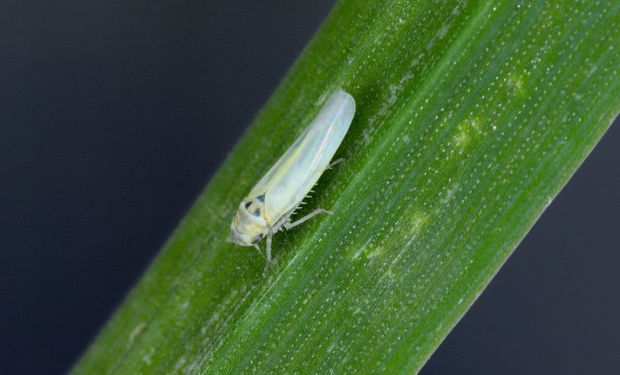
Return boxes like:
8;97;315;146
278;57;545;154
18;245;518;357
249;90;355;222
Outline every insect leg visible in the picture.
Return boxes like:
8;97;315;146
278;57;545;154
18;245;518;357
266;232;273;262
284;208;333;229
328;158;345;169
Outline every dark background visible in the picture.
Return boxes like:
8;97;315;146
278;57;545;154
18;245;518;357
1;1;618;374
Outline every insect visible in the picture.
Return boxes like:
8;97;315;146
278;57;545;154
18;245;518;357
229;89;356;262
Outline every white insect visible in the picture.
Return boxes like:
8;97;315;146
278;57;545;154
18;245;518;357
230;89;356;262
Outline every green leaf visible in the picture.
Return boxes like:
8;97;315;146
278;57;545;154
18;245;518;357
72;1;620;373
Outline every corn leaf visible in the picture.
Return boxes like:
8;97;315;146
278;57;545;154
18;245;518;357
73;1;620;373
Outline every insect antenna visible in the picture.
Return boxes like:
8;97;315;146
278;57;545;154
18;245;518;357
205;204;236;245
205;205;231;226
253;243;266;260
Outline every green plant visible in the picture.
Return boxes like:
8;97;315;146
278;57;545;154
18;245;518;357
73;1;620;373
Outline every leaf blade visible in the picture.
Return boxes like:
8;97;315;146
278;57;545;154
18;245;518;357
73;1;620;374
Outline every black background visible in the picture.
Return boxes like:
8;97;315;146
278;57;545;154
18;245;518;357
1;1;618;374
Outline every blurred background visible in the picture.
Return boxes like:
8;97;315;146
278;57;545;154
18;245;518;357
1;1;618;374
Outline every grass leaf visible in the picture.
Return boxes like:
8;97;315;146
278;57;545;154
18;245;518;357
73;1;620;373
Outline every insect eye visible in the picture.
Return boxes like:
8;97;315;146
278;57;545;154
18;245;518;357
244;201;252;209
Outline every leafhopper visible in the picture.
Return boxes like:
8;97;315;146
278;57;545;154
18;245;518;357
230;90;356;261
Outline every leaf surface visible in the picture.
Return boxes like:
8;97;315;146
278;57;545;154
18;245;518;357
73;1;620;373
